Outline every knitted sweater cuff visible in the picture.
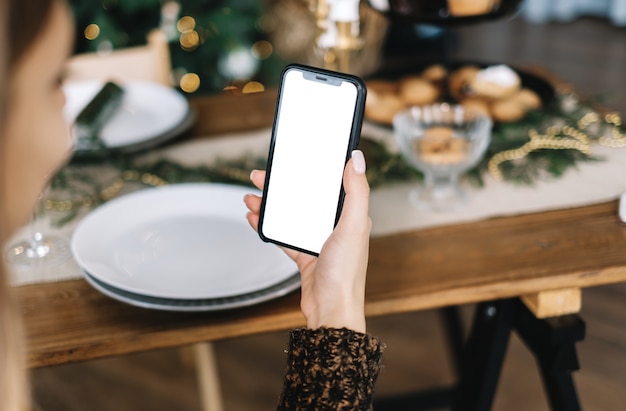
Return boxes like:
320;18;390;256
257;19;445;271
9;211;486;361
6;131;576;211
277;327;384;411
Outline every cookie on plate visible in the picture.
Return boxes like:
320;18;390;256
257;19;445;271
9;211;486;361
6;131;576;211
511;88;542;110
399;76;440;106
365;91;406;124
490;97;527;122
469;65;521;99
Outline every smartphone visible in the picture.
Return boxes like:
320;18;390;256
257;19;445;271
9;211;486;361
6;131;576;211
258;64;367;256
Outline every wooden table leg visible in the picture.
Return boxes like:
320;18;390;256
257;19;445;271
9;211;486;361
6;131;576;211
521;288;582;319
193;342;224;411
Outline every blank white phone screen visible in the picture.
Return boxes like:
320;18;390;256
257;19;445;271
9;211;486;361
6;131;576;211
262;68;359;254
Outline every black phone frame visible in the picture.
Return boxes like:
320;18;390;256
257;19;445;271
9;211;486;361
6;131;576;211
257;63;367;256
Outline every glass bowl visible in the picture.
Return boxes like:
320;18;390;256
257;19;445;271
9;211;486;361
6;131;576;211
393;103;492;211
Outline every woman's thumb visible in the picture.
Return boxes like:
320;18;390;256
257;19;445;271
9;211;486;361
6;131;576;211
338;150;371;231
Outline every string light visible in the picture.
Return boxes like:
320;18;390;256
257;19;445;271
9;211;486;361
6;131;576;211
218;47;259;80
180;73;200;93
179;30;200;51
84;24;100;40
177;16;196;32
251;40;273;60
242;81;265;93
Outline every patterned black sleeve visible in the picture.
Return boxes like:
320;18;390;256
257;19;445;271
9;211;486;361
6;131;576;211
277;327;384;411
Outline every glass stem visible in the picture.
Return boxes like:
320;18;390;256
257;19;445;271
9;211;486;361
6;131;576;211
28;231;50;259
425;173;457;190
26;190;49;258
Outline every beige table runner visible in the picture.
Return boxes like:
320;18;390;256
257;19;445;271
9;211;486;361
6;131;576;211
9;123;626;286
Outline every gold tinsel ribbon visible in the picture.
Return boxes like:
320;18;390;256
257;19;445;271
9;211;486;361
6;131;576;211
45;110;626;214
488;111;626;181
44;165;254;214
44;170;167;213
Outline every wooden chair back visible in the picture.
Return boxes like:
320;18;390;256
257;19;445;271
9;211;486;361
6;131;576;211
64;30;172;86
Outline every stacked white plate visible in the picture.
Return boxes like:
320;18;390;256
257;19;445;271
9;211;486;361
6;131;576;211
71;183;300;311
63;80;196;153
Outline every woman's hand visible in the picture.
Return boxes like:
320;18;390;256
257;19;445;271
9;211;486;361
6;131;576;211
244;150;371;333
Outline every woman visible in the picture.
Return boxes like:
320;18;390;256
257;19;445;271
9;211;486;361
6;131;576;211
246;157;383;410
1;0;75;409
0;1;383;410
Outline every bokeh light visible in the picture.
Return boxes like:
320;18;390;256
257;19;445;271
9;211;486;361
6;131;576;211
96;40;113;54
177;16;196;32
180;73;201;93
84;24;100;40
180;30;200;51
223;85;240;95
251;40;273;60
218;47;259;80
242;81;265;94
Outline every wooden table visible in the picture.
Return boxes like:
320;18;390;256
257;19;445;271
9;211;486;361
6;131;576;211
17;174;626;368
15;89;626;409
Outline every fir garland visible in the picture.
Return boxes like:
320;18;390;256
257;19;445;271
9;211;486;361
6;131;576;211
46;92;625;226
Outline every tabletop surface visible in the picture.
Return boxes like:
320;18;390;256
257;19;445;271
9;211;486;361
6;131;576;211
16;69;626;367
17;193;626;368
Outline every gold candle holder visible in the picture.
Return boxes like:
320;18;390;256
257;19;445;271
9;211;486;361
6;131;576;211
265;0;388;76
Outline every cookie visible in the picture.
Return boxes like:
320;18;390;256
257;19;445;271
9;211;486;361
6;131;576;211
365;91;405;124
461;97;491;118
512;88;542;110
448;0;495;16
421;64;447;82
490;97;527;122
399;76;440;106
417;126;469;165
469;65;521;99
448;65;480;100
366;79;398;95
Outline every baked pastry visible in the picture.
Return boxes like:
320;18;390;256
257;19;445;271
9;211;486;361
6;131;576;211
365;91;405;124
448;65;480;101
448;0;497;16
490;97;526;122
422;126;454;141
363;62;540;125
469;65;521;99
512;88;542;110
417;126;469;165
399;76;440;106
460;97;491;118
366;79;398;95
421;64;447;83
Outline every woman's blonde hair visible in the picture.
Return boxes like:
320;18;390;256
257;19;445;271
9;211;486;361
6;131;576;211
1;0;56;409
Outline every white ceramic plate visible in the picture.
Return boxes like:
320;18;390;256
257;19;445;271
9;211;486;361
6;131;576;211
63;81;190;150
82;269;301;312
72;183;298;299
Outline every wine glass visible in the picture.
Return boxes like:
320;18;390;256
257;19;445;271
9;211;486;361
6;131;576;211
393;103;492;211
4;186;71;270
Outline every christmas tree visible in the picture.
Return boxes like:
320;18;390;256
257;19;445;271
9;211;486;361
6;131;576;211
69;0;286;95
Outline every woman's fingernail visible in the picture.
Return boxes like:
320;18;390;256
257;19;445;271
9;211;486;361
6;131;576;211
352;150;366;174
250;170;257;181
